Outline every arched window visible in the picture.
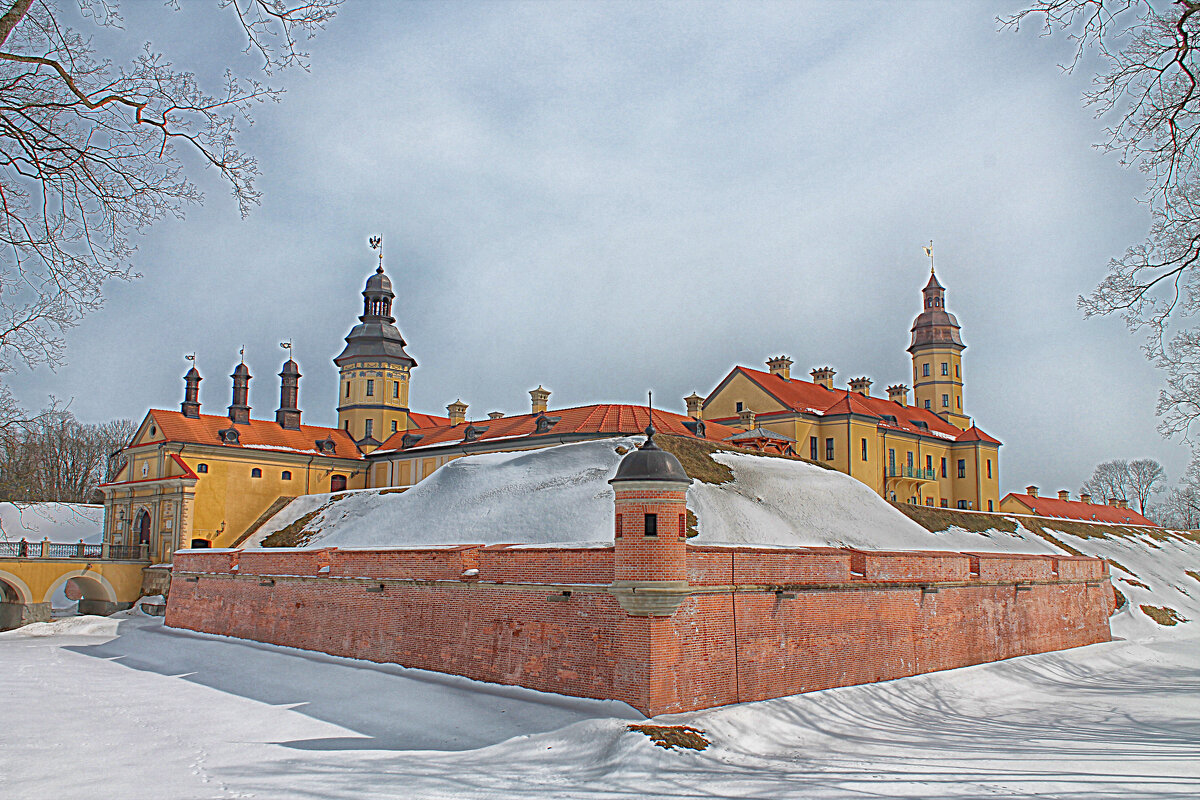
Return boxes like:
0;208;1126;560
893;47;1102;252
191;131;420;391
197;463;208;473
281;470;292;481
251;468;262;478
330;474;347;492
136;510;151;545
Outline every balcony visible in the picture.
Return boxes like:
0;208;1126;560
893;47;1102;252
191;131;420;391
886;466;937;481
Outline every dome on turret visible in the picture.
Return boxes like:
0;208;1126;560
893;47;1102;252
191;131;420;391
184;366;201;380
610;425;690;484
280;358;300;376
232;362;251;378
364;265;392;296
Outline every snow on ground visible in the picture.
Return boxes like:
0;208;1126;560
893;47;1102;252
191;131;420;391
249;437;954;550
1;614;1197;799
0;501;102;544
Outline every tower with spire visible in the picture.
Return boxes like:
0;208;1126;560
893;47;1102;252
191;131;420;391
335;242;417;449
908;267;970;430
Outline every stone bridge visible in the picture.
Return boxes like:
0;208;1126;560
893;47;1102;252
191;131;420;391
0;540;149;629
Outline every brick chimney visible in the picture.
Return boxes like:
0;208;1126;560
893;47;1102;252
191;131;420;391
447;399;468;426
684;392;703;418
1081;492;1093;504
275;359;301;430
181;366;202;418
766;356;792;379
738;408;756;430
1026;485;1039;498
1108;497;1119;507
488;411;505;420
1118;499;1130;509
530;385;550;415
1057;490;1070;501
887;384;908;405
811;366;835;389
848;376;872;396
228;362;251;425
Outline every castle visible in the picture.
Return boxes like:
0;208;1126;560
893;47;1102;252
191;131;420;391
99;256;1001;564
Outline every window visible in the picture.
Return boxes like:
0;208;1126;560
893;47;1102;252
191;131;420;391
922;363;930;377
391;420;398;433
906;451;913;468
393;381;400;398
735;401;743;412
366;379;375;397
825;438;834;461
331;474;347;492
924;400;931;409
809;436;818;460
281;470;292;481
197;463;208;474
941;457;947;478
988;500;994;512
150;426;156;436
957;396;961;409
251;468;262;478
957;459;966;479
940;499;948;508
644;512;658;537
955;364;961;378
942;394;949;408
364;419;374;439
926;497;934;506
345;382;350;398
888;449;896;471
986;459;992;479
957;500;970;509
344;420;350;430
860;438;868;461
926;455;933;471
941;362;949;376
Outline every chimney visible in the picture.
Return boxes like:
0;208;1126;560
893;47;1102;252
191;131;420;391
1108;497;1119;507
1080;492;1093;504
1057;490;1070;501
275;359;301;430
447;399;468;426
1118;499;1129;509
811;366;835;389
738;408;756;430
488;411;505;420
228;362;251;425
181;366;202;418
1026;485;1039;498
766;355;793;379
530;385;550;415
685;392;703;418
848;376;872;396
886;384;908;405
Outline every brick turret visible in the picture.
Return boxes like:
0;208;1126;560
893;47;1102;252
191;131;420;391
181;366;202;418
228;363;251;425
608;423;691;616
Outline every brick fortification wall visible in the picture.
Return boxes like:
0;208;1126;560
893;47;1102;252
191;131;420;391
167;544;1113;716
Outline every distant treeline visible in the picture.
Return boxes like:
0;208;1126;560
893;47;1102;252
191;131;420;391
0;408;135;504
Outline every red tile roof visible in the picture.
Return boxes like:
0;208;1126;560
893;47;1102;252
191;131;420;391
374;404;740;454
147;410;363;459
710;366;1001;445
408;411;451;428
1003;493;1158;526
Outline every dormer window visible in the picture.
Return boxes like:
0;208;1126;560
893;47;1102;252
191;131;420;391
681;418;706;438
464;424;489;442
218;427;240;444
909;420;929;431
880;414;898;426
315;437;337;454
400;432;424;449
534;415;561;434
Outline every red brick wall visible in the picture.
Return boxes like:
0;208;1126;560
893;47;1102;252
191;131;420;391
168;544;1112;716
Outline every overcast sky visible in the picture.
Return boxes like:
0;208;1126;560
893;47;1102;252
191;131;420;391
6;0;1186;499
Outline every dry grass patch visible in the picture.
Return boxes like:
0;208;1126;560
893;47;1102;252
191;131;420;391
1140;605;1187;626
627;724;709;751
1119;577;1151;590
655;434;833;487
891;504;1018;534
1185;570;1200;584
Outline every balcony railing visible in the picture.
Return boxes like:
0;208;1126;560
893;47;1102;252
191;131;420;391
886;466;937;481
0;539;149;561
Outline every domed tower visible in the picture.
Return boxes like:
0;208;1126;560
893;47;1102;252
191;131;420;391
335;263;417;448
908;270;969;429
608;421;692;616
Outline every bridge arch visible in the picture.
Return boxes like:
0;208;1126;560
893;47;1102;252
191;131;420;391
42;569;117;605
0;569;33;604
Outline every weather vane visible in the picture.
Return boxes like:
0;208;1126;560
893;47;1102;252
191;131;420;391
280;339;293;359
185;353;196;362
922;240;934;273
239;345;245;364
369;235;383;269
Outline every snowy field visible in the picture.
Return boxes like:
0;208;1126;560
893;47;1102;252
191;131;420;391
1;613;1197;799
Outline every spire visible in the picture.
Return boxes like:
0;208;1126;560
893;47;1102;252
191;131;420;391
909;269;962;352
182;356;202;418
